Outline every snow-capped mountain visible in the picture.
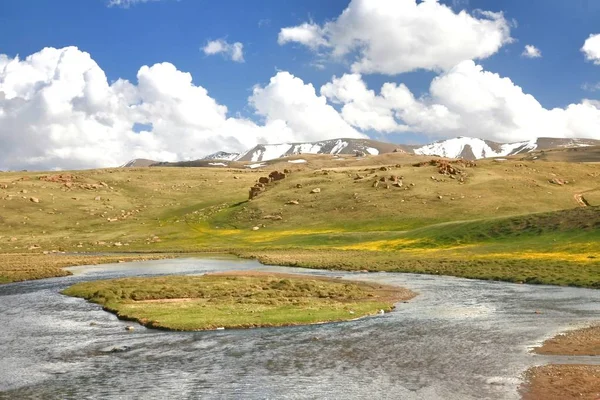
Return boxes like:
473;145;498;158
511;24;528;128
122;136;600;167
232;138;404;162
413;137;600;160
201;151;240;161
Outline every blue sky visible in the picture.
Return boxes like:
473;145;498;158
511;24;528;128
2;0;597;112
0;0;599;169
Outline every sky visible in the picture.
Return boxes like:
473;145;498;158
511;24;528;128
0;0;599;170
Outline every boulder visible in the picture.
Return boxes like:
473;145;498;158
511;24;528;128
310;188;321;194
258;177;270;184
286;200;299;205
29;197;40;203
269;171;286;181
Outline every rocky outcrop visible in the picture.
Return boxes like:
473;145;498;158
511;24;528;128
249;170;290;200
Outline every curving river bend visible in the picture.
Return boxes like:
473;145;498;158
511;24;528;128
0;257;598;399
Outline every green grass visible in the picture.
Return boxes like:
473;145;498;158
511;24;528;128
1;156;599;287
61;273;415;330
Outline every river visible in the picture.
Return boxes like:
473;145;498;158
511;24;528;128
0;256;598;399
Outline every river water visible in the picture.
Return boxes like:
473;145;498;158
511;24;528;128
0;257;598;399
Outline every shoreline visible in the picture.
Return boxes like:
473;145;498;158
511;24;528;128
521;324;600;399
62;271;417;331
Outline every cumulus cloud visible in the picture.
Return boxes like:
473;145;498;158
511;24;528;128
250;72;365;142
321;61;600;143
202;39;245;62
278;0;512;75
522;45;542;58
0;47;361;170
582;33;600;64
278;22;328;49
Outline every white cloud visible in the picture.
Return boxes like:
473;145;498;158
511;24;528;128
321;61;600;143
278;0;512;75
108;0;160;8
249;71;365;142
522;45;542;58
202;39;245;63
278;22;328;49
582;33;600;65
0;47;361;170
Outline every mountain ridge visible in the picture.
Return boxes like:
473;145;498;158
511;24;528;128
124;136;600;167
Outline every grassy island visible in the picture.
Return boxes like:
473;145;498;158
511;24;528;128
62;272;416;330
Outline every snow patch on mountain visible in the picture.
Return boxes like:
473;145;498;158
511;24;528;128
330;140;348;154
201;151;240;161
414;137;541;159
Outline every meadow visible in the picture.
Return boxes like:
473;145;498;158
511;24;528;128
62;272;415;330
1;150;599;287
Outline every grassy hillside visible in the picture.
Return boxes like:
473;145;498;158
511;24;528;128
1;152;599;287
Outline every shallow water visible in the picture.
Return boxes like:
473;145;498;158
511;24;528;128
0;257;598;399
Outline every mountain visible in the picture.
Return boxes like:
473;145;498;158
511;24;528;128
121;158;159;167
121;136;600;167
232;138;409;162
201;151;240;161
413;137;600;159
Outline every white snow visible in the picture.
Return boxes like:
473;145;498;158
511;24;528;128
329;140;348;154
208;162;227;166
414;137;541;159
203;152;240;161
498;139;537;156
288;159;307;164
293;143;322;155
245;163;266;169
365;147;379;155
260;144;293;161
249;150;262;162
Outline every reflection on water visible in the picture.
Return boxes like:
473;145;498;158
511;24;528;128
0;257;598;399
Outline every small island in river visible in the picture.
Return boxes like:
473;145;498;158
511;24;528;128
62;271;416;331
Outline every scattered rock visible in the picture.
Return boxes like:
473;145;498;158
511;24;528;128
258;177;270;184
269;171;286;181
252;226;260;231
125;326;135;331
94;196;101;201
379;166;389;171
549;178;566;185
263;215;283;220
372;181;379;188
296;184;303;189
310;188;321;194
29;197;40;203
286;200;299;205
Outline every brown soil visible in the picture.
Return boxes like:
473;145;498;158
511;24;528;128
535;325;600;356
521;365;600;400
